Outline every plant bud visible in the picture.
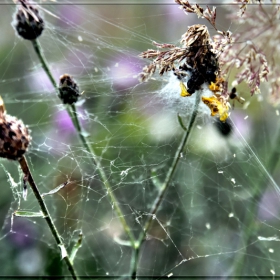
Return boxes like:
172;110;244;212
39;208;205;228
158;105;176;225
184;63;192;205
58;74;81;105
14;0;44;40
0;97;31;160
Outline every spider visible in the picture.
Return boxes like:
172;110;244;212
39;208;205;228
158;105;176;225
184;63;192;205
229;87;245;108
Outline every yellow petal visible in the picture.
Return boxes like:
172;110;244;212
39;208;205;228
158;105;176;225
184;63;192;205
180;81;191;97
209;77;225;93
209;81;220;92
202;95;229;122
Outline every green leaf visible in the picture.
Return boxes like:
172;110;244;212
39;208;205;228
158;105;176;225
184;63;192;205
42;180;73;197
151;168;162;190
114;236;133;247
177;113;187;131
13;211;44;218
69;231;83;263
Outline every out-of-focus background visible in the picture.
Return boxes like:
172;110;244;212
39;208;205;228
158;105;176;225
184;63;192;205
0;0;280;277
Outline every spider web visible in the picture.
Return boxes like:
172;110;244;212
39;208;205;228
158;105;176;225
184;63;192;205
0;0;279;278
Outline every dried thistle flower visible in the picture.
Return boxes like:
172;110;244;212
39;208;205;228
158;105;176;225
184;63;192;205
139;0;270;121
0;97;31;160
139;21;230;121
139;24;215;83
58;74;81;105
14;0;44;41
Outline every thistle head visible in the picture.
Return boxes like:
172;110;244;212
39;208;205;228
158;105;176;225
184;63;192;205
58;74;81;105
0;97;31;160
14;0;44;40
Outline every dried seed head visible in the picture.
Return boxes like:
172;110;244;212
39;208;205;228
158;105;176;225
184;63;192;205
14;0;44;40
58;74;81;105
0;97;31;160
138;0;240;122
138;24;216;83
181;24;210;48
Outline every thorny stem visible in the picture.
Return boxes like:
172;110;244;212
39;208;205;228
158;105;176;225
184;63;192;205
131;91;202;278
31;39;136;247
18;156;79;280
232;122;280;275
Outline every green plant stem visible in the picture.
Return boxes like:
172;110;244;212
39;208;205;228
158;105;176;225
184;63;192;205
18;156;79;280
130;92;201;277
232;123;280;275
31;39;135;248
70;105;135;246
31;40;57;88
